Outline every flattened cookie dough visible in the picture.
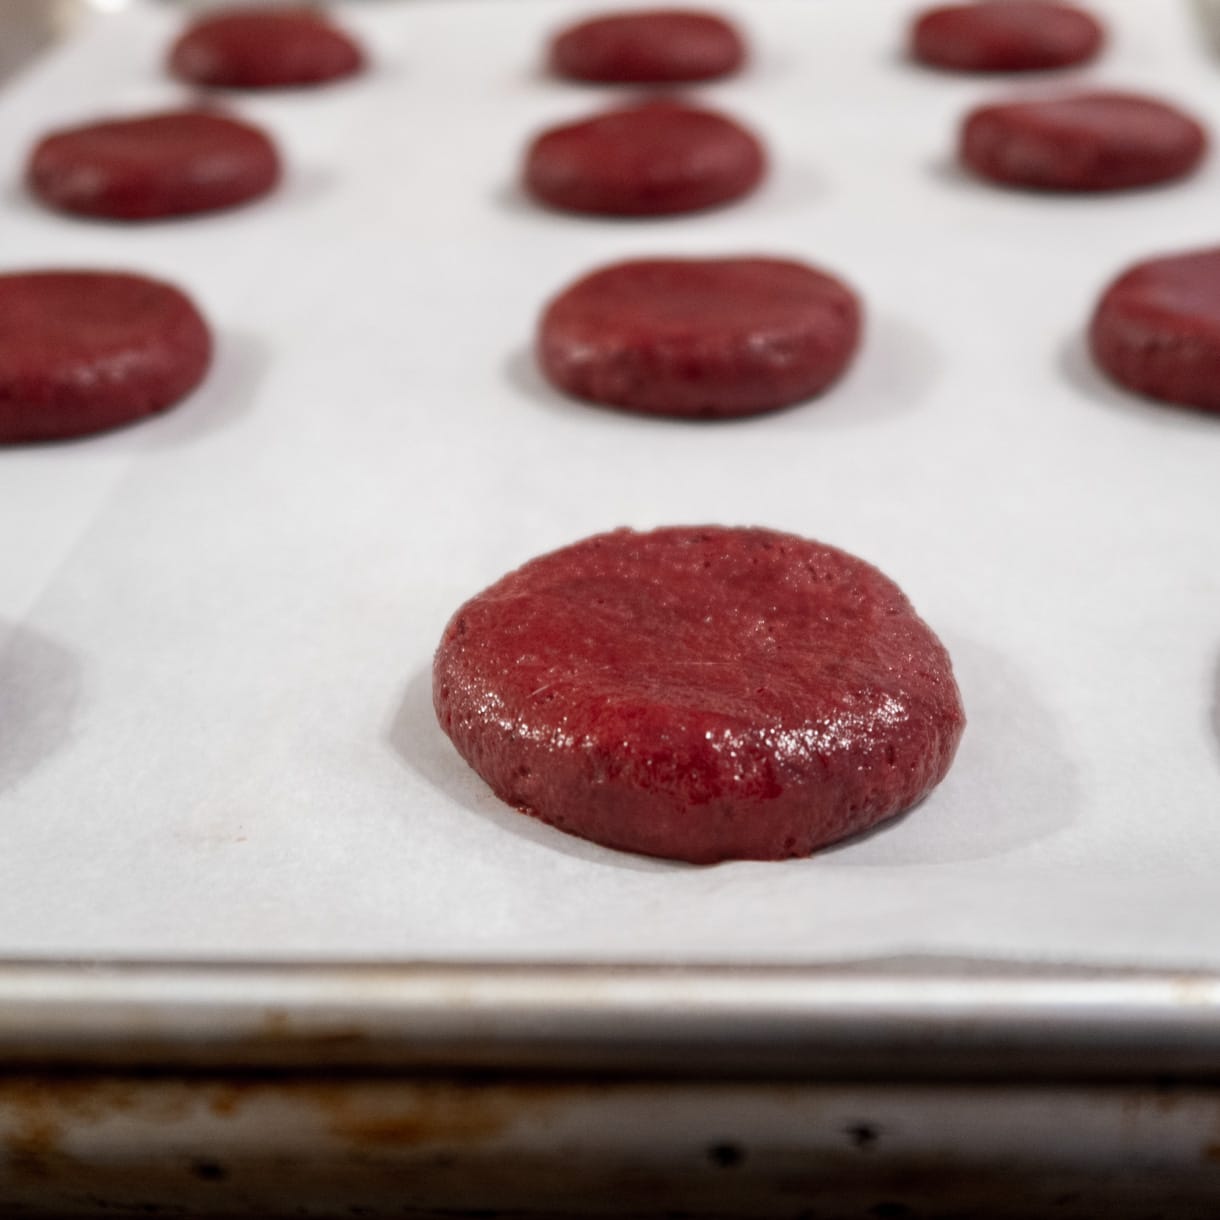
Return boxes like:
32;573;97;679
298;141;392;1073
0;272;212;443
524;100;766;216
537;257;861;418
960;91;1207;192
169;6;364;89
1090;247;1220;413
912;2;1103;72
28;111;281;221
550;9;745;83
434;526;965;864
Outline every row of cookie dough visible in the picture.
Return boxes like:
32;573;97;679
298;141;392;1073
1;4;1208;867
30;0;1212;227
436;2;1108;865
24;87;1210;229
529;0;1207;214
2;233;1210;447
27;6;364;223
5;12;1220;443
521;7;1220;416
539;250;1220;419
0;9;369;440
436;4;1218;867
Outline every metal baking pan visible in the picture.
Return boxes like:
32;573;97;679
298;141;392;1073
2;0;1220;1212
2;959;1220;1215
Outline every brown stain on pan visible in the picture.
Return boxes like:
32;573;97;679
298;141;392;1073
312;1080;545;1149
252;1008;374;1049
0;1077;145;1181
1205;1141;1220;1165
206;1084;244;1119
184;1073;545;1149
1;1072;560;1177
2;1088;62;1181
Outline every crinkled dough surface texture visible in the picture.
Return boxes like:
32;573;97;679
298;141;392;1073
434;528;965;863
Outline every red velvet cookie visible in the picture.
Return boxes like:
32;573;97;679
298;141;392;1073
27;111;281;221
537;257;861;418
960;91;1207;191
168;6;364;89
434;526;965;864
1089;247;1220;413
550;9;745;83
0;272;212;443
524;100;765;216
912;2;1103;72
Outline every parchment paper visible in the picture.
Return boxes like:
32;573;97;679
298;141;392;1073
0;0;1217;966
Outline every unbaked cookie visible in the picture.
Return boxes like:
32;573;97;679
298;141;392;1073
524;100;765;216
912;2;1103;72
169;6;364;89
27;111;280;221
537;257;861;418
960;91;1207;191
0;272;212;443
433;527;965;864
550;9;745;83
1090;247;1220;413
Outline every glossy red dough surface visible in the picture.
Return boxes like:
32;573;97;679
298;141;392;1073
27;111;281;221
0;272;212;443
912;1;1103;72
168;7;364;88
538;258;862;418
1090;247;1220;413
550;9;745;83
433;527;965;864
960;91;1207;191
524;101;765;216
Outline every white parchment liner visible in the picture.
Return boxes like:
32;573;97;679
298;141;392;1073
0;0;1216;965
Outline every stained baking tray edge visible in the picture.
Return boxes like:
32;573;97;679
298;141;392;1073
1;957;1218;1080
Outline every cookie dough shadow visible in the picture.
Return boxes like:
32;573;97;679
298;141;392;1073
490;180;772;225
491;182;545;219
1212;646;1220;774
3;181;45;219
803;312;941;429
741;46;800;81
926;155;981;191
505;344;551;400
825;635;1080;866
503;345;741;431
0;623;81;798
3;176;333;224
386;667;685;873
753;159;827;214
504;322;935;431
355;55;407;85
139;329;269;447
1060;331;1135;410
276;164;339;210
1059;332;1220;434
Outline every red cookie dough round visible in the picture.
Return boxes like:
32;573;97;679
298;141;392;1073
960;91;1207;191
524;100;765;216
550;9;745;83
434;527;965;864
1089;247;1220;413
168;6;364;89
27;111;281;221
912;2;1103;72
538;258;861;418
0;272;212;443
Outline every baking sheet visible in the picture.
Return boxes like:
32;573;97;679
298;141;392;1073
0;0;1216;967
